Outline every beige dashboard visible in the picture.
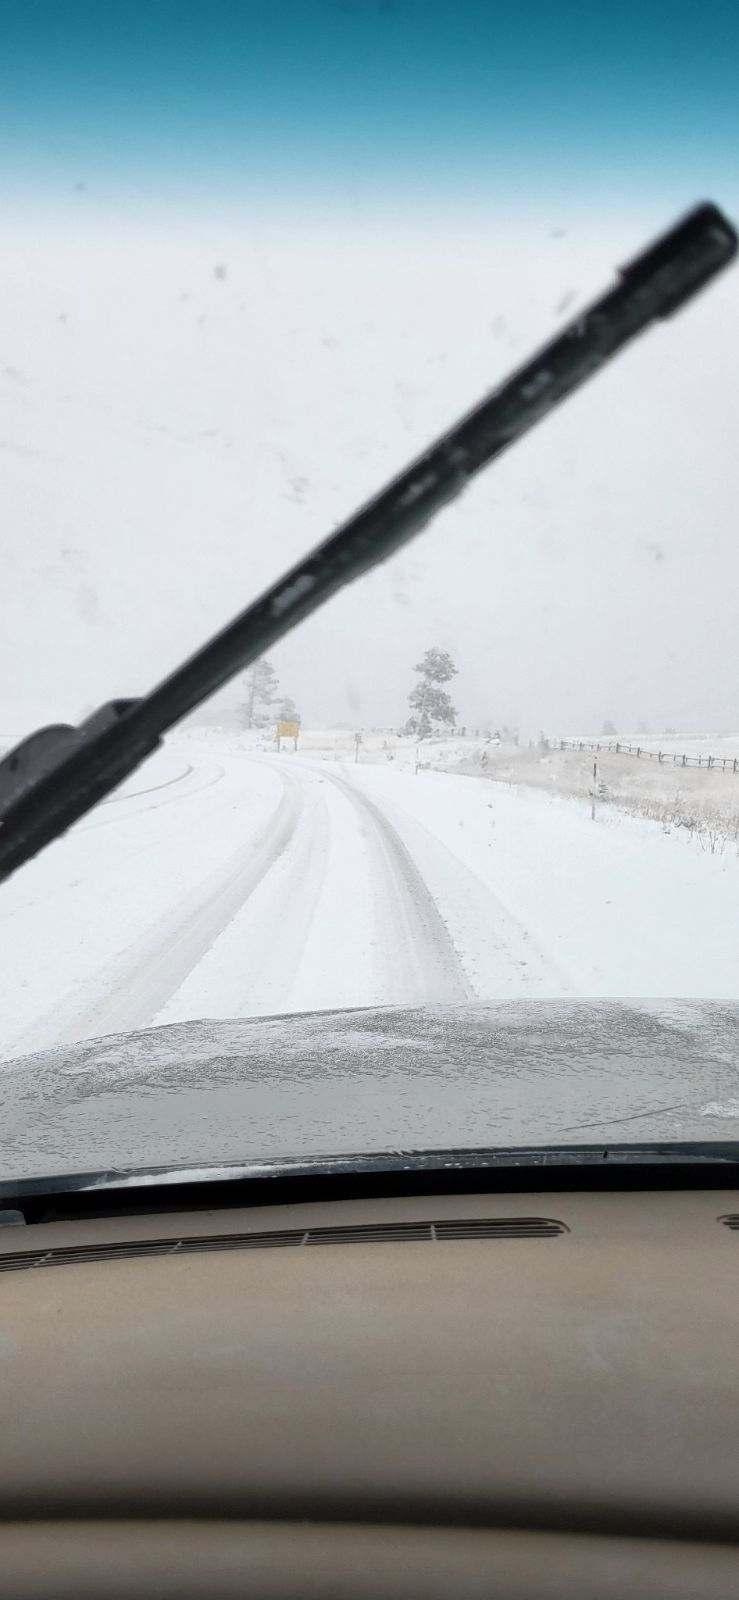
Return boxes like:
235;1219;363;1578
1;1186;738;1597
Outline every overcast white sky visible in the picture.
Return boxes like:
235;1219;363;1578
2;204;737;740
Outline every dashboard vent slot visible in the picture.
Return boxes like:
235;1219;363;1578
305;1223;434;1245
433;1218;564;1240
0;1216;567;1274
718;1215;739;1230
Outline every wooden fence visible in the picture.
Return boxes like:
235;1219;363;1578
555;739;738;774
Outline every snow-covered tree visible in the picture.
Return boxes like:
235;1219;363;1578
277;695;300;724
244;658;279;728
407;646;457;739
601;719;617;736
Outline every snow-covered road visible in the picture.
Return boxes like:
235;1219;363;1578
1;733;736;1062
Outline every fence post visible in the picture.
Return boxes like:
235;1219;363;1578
591;755;598;822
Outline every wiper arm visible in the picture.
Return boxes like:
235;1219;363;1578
0;201;735;885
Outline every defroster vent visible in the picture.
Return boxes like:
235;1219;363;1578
0;1216;567;1274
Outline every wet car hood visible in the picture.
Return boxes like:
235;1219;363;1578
1;999;737;1183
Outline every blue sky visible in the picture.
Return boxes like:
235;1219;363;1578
2;0;738;212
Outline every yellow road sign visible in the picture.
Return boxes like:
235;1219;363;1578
277;720;300;739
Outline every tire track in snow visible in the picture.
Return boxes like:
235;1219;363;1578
316;765;472;1005
161;773;334;1022
0;761;228;925
35;769;305;1047
163;757;470;1018
98;761;195;805
234;781;331;1012
330;764;572;999
80;760;226;832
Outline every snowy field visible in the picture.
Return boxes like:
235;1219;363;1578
454;741;739;841
1;726;736;1065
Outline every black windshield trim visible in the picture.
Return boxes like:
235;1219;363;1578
3;1143;739;1225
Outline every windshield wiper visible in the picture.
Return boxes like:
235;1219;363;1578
0;201;735;885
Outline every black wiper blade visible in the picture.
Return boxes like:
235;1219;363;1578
0;201;735;885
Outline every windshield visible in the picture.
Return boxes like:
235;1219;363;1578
1;1;737;1181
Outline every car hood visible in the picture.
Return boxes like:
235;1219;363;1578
1;998;737;1183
